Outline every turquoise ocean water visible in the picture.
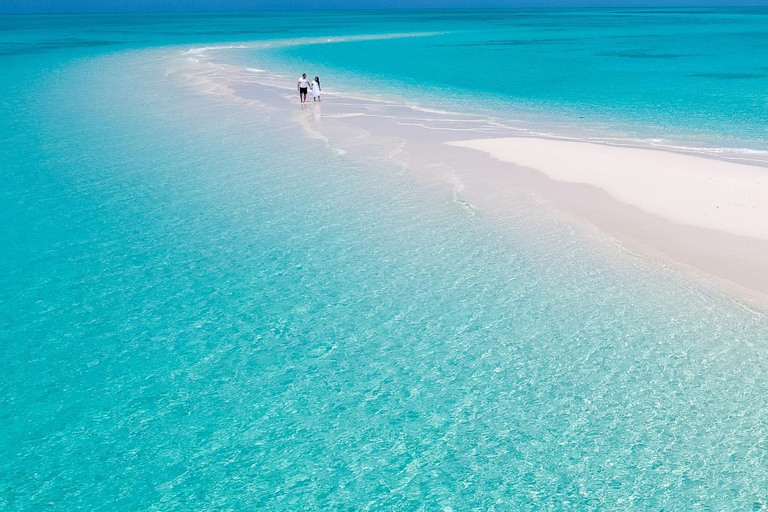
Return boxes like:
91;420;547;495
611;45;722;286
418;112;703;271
232;8;768;156
2;9;768;510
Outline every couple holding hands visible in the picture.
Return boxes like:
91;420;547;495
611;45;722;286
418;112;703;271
297;73;321;103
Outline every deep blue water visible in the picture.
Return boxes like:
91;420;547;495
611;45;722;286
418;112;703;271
3;10;768;511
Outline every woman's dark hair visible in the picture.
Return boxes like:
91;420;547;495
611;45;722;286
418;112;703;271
314;77;320;89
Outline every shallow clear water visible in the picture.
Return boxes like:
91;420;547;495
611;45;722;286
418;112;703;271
3;10;768;511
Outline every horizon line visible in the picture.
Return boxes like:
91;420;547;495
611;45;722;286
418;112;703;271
3;4;767;15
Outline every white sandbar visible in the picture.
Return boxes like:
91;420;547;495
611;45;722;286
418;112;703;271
448;137;768;242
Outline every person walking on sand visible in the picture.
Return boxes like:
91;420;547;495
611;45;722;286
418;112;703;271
310;76;321;102
297;73;309;103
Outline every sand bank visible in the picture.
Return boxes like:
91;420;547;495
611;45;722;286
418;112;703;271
448;137;768;242
446;137;768;304
176;53;768;305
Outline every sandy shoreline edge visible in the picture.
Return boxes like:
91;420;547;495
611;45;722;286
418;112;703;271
447;137;768;306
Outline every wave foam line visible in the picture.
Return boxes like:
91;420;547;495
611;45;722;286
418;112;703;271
184;31;447;57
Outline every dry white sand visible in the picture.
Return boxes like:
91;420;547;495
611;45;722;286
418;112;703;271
448;137;768;242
